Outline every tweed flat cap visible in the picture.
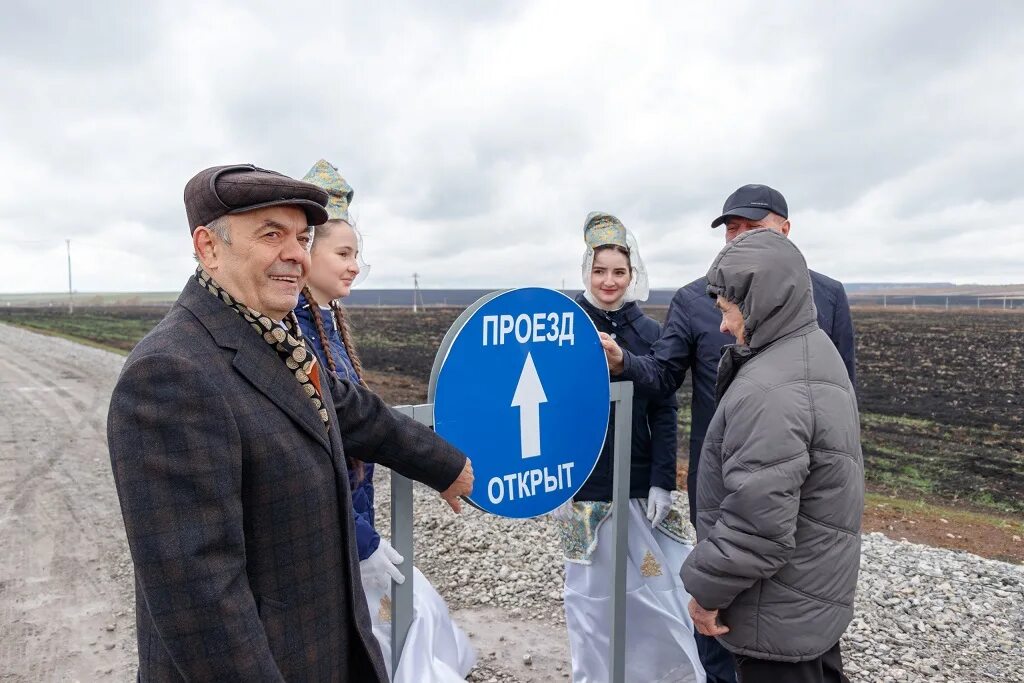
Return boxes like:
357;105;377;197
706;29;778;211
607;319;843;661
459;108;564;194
184;164;330;234
302;159;354;222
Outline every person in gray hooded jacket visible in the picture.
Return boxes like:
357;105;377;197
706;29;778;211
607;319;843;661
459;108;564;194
680;229;863;683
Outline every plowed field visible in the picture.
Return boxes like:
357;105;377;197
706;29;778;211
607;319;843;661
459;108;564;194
341;306;1024;515
3;304;1022;515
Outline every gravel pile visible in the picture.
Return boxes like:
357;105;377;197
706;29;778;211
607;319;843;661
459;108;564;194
374;473;1024;683
844;533;1023;682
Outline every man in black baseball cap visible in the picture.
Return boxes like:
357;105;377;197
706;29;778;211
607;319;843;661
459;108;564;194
600;183;855;683
710;184;788;228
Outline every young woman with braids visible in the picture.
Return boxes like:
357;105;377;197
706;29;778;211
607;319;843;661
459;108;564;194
295;160;475;683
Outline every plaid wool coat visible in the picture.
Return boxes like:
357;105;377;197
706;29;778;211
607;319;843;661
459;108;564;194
108;278;466;681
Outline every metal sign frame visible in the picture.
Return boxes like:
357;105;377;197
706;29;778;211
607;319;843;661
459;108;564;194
389;380;633;682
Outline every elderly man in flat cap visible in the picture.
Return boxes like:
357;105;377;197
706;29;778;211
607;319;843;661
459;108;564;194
107;164;473;682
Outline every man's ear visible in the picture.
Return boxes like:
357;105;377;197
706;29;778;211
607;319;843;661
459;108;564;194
193;227;218;269
779;220;791;238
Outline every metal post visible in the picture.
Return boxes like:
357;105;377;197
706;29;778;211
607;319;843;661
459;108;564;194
390;404;434;675
608;381;633;683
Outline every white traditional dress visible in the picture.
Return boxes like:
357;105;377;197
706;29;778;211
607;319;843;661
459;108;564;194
558;499;705;683
361;566;476;682
557;214;705;683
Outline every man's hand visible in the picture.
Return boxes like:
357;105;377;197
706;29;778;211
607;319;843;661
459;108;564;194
688;597;730;637
441;459;474;513
599;332;624;374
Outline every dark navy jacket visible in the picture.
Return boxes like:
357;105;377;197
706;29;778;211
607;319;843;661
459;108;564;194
295;294;380;561
620;271;855;521
574;294;678;501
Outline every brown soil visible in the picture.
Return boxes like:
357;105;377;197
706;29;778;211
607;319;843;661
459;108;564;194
362;369;428;405
859;495;1024;564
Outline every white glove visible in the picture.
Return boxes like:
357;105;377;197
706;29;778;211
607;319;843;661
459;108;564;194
550;498;575;523
646;486;672;528
360;538;406;591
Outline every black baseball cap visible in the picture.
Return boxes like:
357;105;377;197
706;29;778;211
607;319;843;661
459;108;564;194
710;184;788;228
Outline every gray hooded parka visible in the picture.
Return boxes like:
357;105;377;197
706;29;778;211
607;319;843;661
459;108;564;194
681;229;864;662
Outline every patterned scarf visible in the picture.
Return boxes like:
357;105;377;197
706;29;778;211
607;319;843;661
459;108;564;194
196;267;330;427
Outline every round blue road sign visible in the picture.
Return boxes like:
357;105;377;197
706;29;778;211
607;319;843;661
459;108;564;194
429;288;610;518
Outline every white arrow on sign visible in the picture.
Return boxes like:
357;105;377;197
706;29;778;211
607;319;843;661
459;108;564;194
511;352;548;459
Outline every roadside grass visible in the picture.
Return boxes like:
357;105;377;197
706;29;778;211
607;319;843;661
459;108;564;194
6;324;132;356
864;491;1024;540
861;412;935;430
0;309;162;352
864;492;1024;534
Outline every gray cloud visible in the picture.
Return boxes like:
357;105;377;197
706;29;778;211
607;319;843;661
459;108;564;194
1;0;1022;294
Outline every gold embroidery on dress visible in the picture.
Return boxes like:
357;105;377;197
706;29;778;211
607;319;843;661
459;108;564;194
378;595;392;623
641;550;662;577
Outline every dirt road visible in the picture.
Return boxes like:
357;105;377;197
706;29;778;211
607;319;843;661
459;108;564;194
0;324;136;681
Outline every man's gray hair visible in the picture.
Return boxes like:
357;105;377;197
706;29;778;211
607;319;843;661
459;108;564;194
193;215;232;262
206;215;232;244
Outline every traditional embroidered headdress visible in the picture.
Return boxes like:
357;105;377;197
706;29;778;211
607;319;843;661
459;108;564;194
302;159;371;286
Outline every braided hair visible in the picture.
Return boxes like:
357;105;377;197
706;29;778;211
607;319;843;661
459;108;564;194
302;284;367;487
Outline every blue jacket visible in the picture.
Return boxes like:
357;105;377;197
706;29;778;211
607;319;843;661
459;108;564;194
574;294;678;501
620;271;855;521
295;294;380;561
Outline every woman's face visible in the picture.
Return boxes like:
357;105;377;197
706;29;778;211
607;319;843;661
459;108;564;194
589;248;632;307
306;220;360;301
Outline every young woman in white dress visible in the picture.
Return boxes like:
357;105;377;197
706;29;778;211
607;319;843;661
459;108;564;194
552;213;705;683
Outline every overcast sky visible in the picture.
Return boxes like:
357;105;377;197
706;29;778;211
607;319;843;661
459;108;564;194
1;1;1022;294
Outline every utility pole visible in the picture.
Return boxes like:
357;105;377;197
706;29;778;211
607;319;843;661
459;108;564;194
412;273;422;313
66;239;74;315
